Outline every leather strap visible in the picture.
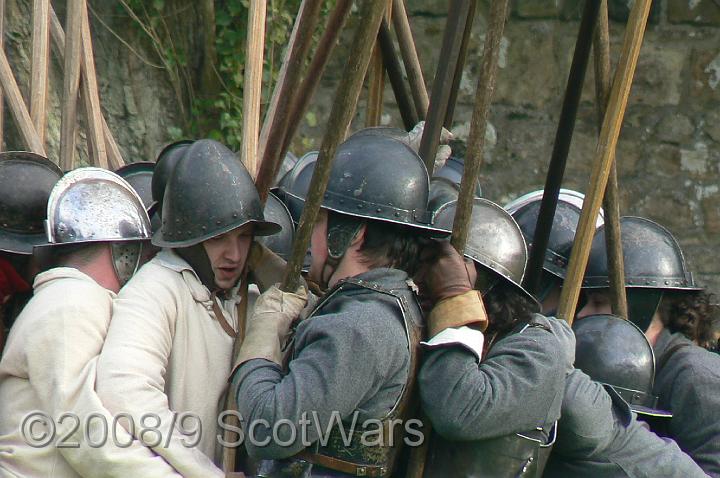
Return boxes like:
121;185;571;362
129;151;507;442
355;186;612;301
657;342;690;371
211;291;238;339
295;450;387;477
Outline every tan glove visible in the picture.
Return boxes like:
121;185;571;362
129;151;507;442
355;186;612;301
428;291;488;337
415;241;488;336
233;284;308;369
248;241;293;293
407;121;454;174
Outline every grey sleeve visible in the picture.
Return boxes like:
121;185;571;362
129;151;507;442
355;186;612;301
418;318;574;440
661;351;720;477
552;369;708;478
234;299;408;460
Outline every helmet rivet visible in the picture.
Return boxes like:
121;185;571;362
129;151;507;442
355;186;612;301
395;212;400;217
233;213;238;218
216;220;221;225
324;194;329;199
376;208;382;213
339;199;344;204
665;280;670;285
357;204;363;209
202;226;207;231
176;219;180;223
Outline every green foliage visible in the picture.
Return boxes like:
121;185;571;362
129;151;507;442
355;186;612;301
121;0;315;151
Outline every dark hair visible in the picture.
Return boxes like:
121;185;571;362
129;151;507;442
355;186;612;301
358;220;428;276
658;290;719;350
480;268;537;344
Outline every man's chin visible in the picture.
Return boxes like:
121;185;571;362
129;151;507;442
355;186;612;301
214;274;242;290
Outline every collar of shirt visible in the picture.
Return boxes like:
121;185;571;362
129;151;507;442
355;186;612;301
33;266;118;299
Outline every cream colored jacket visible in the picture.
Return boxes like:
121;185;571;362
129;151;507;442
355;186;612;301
96;249;252;478
0;267;179;478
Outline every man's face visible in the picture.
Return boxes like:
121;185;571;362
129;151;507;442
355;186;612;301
576;290;612;320
202;224;254;290
309;210;329;284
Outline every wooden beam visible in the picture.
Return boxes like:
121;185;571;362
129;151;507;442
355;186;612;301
0;49;45;154
239;0;266;177
392;0;429;119
80;1;108;168
557;0;653;325
256;0;323;200
49;5;124;168
594;0;628;320
59;0;84;170
444;0;476;128
30;0;50;146
366;1;392;127
378;18;418;129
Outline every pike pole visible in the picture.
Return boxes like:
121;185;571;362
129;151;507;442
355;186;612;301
378;17;418;129
281;0;389;293
594;0;628;320
417;0;473;173
406;5;509;477
522;0;601;295
557;0;653;325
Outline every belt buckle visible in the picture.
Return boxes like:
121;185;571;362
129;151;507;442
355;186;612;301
356;466;367;476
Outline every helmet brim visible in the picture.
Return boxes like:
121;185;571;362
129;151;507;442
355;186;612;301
152;219;282;248
631;404;673;419
0;230;47;255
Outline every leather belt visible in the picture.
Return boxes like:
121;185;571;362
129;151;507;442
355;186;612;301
295;450;387;477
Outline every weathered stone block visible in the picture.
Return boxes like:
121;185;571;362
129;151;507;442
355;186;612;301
655;113;695;145
630;41;685;107
513;0;560;19
690;48;720;103
702;196;720;235
668;0;720;25
704;110;720;142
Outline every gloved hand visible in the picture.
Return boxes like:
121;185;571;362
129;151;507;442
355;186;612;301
415;240;488;337
416;240;476;303
232;284;308;369
407;121;454;174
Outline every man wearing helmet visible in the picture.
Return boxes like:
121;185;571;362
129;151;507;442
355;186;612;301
577;217;720;476
0;152;63;353
96;139;280;476
231;134;438;477
415;198;575;477
0;168;179;477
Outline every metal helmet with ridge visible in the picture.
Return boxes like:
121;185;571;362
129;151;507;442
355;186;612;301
434;197;538;307
582;216;700;331
0;152;63;254
573;313;671;419
115;161;160;232
505;188;604;280
258;192;295;260
153;139;280;248
151;139;194;216
37;167;151;286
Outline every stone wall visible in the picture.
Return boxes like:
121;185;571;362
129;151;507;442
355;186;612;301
3;0;720;291
295;0;720;292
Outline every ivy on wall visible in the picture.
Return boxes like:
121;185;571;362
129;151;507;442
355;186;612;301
118;0;335;151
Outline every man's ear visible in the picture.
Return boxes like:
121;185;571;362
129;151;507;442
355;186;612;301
348;223;367;250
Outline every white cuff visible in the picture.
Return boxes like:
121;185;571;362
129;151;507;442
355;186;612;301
421;326;485;362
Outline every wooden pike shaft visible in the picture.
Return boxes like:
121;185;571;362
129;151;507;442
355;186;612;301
60;0;84;171
240;0;266;177
418;0;472;174
30;0;50;146
281;0;388;293
523;0;601;295
0;49;45;154
279;0;352;160
256;0;323;201
49;6;124;168
80;2;108;168
366;2;391;127
392;0;429;119
444;0;476;128
594;0;628;320
378;18;418;129
557;0;652;325
450;0;508;253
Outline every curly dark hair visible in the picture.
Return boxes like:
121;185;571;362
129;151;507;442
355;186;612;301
657;290;719;351
358;219;430;277
479;268;537;346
